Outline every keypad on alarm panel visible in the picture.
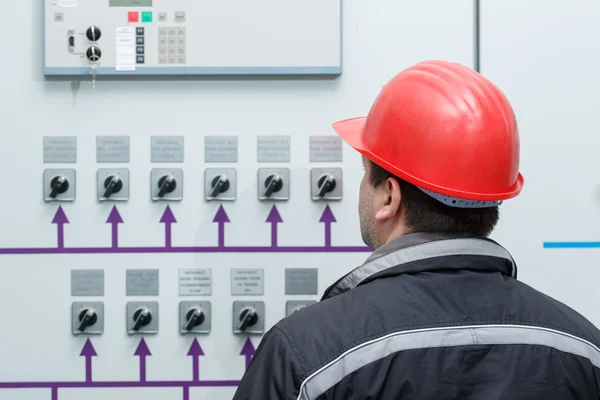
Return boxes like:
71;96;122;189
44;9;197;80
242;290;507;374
159;27;186;65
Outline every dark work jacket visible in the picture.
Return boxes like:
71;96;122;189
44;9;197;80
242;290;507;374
232;233;600;399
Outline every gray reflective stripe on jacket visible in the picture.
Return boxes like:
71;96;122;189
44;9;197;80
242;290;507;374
296;324;600;400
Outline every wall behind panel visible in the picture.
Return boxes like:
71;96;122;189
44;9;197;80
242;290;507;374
481;0;600;326
0;1;475;399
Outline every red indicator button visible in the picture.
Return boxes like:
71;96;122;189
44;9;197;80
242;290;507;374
128;11;139;22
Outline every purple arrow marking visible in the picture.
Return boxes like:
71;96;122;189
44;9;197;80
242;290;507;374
319;205;337;248
160;206;177;248
240;338;255;370
80;338;97;383
52;206;69;249
106;206;123;248
266;205;283;247
187;338;204;382
134;338;151;382
213;205;230;248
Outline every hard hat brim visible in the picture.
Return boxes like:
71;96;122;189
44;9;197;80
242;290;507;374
332;117;525;202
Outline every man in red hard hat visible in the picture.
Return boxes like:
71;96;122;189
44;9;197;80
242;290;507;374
233;61;600;399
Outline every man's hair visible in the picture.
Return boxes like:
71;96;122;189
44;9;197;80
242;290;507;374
368;160;499;237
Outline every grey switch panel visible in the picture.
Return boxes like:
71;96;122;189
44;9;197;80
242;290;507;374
205;168;236;201
310;168;342;200
286;300;316;317
257;168;290;201
126;301;159;335
151;169;183;201
232;301;265;334
97;168;129;201
44;169;76;201
72;301;104;335
179;301;211;334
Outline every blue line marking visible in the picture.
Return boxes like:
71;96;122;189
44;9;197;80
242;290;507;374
543;242;600;249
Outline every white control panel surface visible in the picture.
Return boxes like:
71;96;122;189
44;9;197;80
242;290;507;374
43;0;342;76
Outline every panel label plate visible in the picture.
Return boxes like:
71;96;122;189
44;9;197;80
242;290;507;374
97;136;130;162
231;268;264;295
179;268;212;296
257;135;291;162
126;269;159;296
285;268;318;295
43;136;77;163
309;135;343;162
205;136;238;162
151;136;184;162
71;270;104;296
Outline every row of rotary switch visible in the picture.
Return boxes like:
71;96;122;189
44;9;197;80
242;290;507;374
72;300;313;335
44;168;343;202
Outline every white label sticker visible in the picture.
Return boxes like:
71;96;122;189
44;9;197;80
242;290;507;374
179;269;212;296
231;268;264;295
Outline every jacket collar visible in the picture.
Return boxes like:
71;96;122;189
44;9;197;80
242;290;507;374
321;232;517;300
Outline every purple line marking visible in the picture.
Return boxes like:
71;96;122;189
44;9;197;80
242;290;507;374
213;205;230;248
134;338;151;382
0;380;240;389
183;385;189;400
240;338;256;370
187;339;204;382
52;386;58;400
106;206;123;249
319;205;336;248
266;205;283;247
0;245;371;255
160;206;177;248
52;206;68;249
80;339;97;383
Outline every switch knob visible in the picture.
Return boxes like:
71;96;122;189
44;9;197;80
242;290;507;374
184;308;205;331
103;175;123;198
77;308;98;332
317;174;336;198
49;175;69;198
132;307;152;332
264;174;283;197
157;175;176;198
86;26;101;41
86;46;101;62
237;307;258;332
210;175;230;198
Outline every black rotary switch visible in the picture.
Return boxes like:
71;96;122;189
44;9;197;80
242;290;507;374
49;175;69;199
237;307;258;332
264;174;283;197
86;26;101;41
103;176;123;198
210;175;230;197
132;308;152;332
185;308;205;331
86;46;101;62
317;174;336;198
157;175;176;198
78;308;98;331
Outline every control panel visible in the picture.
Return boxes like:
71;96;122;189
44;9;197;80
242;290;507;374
43;0;342;76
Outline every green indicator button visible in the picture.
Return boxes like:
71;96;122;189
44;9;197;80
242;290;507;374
142;11;152;22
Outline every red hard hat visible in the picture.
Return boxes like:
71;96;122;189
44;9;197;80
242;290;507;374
333;60;524;203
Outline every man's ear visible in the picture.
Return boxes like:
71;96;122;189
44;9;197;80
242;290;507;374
375;177;402;221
